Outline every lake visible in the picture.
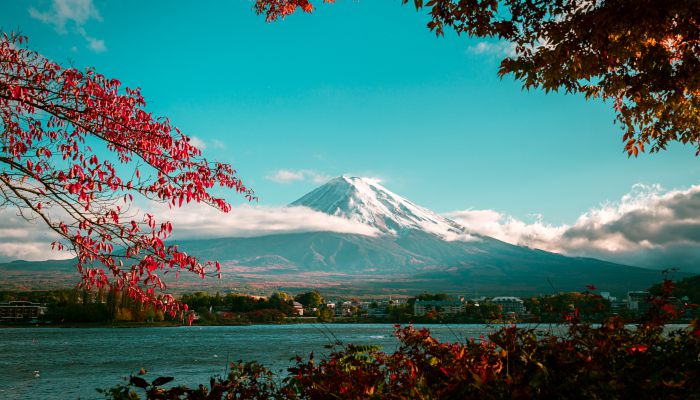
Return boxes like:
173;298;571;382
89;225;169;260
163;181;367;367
0;323;507;400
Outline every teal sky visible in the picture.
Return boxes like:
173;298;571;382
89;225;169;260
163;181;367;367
4;0;699;225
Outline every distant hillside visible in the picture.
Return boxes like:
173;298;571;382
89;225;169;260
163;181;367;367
0;259;78;291
171;230;672;297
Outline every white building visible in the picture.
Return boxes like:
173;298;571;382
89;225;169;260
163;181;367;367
490;297;526;316
414;300;465;316
0;301;46;321
292;301;304;316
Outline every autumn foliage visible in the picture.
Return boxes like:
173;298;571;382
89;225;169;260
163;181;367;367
105;321;700;399
0;33;253;317
105;281;700;399
254;0;335;21
256;0;700;157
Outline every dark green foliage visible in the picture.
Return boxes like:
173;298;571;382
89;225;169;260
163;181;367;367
0;289;79;304
387;302;413;321
179;291;303;323
650;275;700;303
46;302;110;323
525;291;611;322
293;291;323;309
415;293;450;301
0;288;168;323
317;306;334;322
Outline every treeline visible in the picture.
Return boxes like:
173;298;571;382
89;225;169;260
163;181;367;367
0;289;331;324
524;292;611;322
184;291;295;324
650;274;700;302
183;290;334;324
379;292;610;324
5;276;699;325
383;297;503;324
1;289;165;323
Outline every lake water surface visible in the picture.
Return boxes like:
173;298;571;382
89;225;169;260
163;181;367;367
1;324;503;400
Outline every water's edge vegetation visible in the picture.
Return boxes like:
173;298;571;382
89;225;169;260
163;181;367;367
101;321;699;399
98;278;699;399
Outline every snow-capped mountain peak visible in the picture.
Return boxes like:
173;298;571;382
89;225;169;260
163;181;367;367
290;176;469;239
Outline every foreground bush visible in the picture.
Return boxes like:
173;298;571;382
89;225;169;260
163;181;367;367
102;281;700;399
101;319;700;399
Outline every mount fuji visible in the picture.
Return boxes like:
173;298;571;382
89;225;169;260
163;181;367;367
0;176;670;296
291;176;468;239
170;176;665;296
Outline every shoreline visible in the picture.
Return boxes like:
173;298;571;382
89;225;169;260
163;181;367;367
0;318;506;328
1;319;693;329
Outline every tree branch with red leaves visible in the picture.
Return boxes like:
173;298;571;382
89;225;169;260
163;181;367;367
254;0;335;21
0;33;254;318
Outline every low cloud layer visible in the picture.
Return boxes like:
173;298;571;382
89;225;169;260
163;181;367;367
160;203;380;239
0;209;72;262
448;184;700;273
0;202;380;262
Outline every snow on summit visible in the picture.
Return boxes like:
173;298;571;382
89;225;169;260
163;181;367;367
291;176;474;240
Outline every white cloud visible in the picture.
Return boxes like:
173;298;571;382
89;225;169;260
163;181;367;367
29;0;102;31
266;169;331;184
0;201;380;262
156;203;380;239
269;170;304;183
84;34;106;52
211;139;226;149
0;242;66;262
29;0;106;53
188;136;206;150
447;184;700;272
447;209;567;251
0;209;73;262
466;41;517;57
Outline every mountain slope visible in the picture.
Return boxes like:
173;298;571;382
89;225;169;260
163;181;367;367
171;230;667;296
